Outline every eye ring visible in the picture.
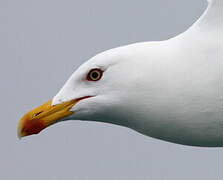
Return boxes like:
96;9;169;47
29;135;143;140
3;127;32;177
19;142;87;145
86;68;103;81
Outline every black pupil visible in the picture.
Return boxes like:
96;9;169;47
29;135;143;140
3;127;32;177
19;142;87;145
91;71;99;79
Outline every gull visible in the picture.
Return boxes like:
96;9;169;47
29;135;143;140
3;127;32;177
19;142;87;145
18;0;223;147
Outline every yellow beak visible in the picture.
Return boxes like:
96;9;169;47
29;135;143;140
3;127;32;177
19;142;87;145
18;99;78;138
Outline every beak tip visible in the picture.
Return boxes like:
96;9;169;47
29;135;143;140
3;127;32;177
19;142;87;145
17;98;76;139
17;129;24;139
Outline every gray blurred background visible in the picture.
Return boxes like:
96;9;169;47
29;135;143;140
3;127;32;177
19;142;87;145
2;0;223;179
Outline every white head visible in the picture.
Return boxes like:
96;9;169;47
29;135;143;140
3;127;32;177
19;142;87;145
53;48;131;123
18;43;162;138
53;43;160;126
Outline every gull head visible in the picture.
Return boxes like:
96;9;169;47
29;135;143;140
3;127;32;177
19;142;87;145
18;43;156;138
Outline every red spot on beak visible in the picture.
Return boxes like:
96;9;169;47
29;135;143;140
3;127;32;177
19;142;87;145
22;119;46;136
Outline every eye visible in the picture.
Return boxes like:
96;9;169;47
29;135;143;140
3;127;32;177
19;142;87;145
86;68;103;81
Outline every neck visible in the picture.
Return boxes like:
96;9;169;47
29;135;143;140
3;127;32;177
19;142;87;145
195;1;223;29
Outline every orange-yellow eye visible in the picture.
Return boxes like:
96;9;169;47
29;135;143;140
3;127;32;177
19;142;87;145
87;69;103;81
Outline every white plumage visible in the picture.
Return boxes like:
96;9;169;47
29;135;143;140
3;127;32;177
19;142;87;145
19;0;223;147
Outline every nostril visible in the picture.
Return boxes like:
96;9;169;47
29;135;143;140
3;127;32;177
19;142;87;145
33;111;44;117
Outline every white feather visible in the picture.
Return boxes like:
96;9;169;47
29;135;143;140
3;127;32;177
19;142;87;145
53;1;223;147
